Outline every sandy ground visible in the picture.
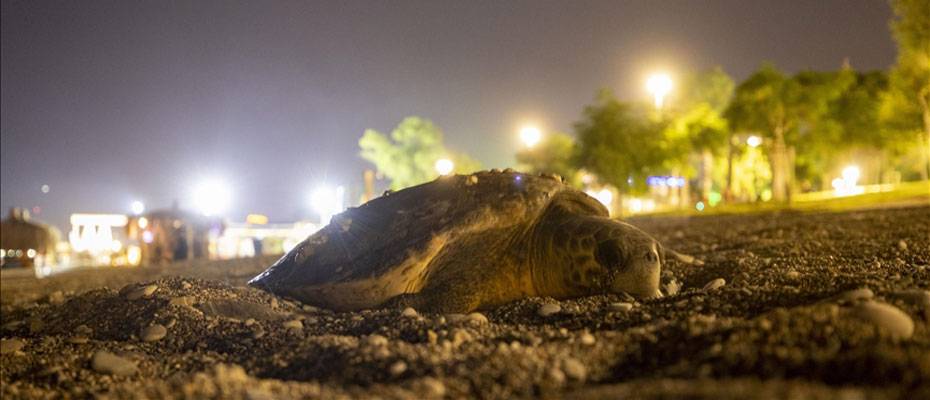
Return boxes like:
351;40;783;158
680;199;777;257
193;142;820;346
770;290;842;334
1;206;929;399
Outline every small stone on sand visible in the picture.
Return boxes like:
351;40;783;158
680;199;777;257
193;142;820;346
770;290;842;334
610;302;634;312
703;278;726;291
562;358;587;381
537;303;562;317
141;324;167;342
125;284;158;300
282;319;303;330
401;307;418;318
91;351;137;375
849;301;914;340
0;338;25;354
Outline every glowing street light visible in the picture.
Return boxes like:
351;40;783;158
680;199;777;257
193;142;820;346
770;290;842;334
130;201;145;215
193;179;232;216
519;125;542;148
646;73;673;109
746;135;763;148
310;185;345;224
435;158;454;176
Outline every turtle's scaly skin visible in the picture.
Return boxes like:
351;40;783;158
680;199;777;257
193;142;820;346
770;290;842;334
249;170;666;313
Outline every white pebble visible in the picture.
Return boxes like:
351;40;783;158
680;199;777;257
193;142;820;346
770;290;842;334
141;324;167;342
389;360;407;376
91;351;137;375
125;284;158;300
897;240;908;251
610;302;634;312
579;332;596;346
466;312;488;324
537;303;562;317
365;334;389;347
703;278;726;291
282;319;303;330
401;307;418;318
849;301;914;340
562;358;587;381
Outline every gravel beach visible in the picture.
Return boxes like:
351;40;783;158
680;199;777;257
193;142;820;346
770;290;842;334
2;206;928;399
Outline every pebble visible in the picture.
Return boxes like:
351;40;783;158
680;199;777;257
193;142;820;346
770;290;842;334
282;319;303;330
451;329;472;347
48;291;65;305
664;280;681;296
91;351;137;375
401;307;419;318
389;360;407;376
125;284;158;300
537;303;562;317
579;332;596;346
181;281;192;290
785;270;800;280
849;301;914;339
0;338;25;354
562;358;587;381
703;278;726;291
365;334;389;347
466;312;488;324
420;377;446;397
610;302;634;312
67;336;90;344
141;324;168;342
547;367;567;386
897;240;908;251
833;288;873;303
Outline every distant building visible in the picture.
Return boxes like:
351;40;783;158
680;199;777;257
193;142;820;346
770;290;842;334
0;208;60;269
126;206;224;265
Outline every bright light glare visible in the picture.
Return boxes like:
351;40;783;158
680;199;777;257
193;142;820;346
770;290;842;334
435;158;454;176
131;201;145;215
519;125;542;148
310;186;345;224
137;217;149;229
842;165;860;183
193;180;232;216
586;188;613;207
27;249;37;258
746;135;762;148
646;73;673;108
833;165;864;196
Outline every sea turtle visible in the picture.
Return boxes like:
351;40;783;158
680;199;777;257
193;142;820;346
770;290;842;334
249;170;700;313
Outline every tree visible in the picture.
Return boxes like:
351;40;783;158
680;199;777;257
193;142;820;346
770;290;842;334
726;64;805;202
664;67;734;202
574;89;668;195
886;0;930;179
514;133;579;185
359;117;481;190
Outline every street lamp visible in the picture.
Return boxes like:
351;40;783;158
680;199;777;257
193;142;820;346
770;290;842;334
130;201;145;215
646;73;673;109
435;158;454;176
193;179;231;216
310;185;345;224
519;125;542;148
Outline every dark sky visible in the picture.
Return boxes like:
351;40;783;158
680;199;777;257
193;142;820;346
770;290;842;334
1;0;897;230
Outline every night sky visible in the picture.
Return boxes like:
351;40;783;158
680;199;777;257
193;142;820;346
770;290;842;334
1;0;896;230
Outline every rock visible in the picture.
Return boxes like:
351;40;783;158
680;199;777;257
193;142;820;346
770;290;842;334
562;358;587;381
67;336;90;344
579;332;596;346
833;288;873;303
48;291;65;305
91;351;137;375
451;329;472;347
610;302;634;312
703;278;726;291
124;284;158;300
849;301;914;339
897;240;908;251
420;377;446;397
785;270;800;280
365;334;389;347
0;338;25;354
141;324;167;342
537;303;562;317
466;312;488;324
401;307;418;318
389;360;407;376
664;280;681;296
547;367;566;386
282;319;303;330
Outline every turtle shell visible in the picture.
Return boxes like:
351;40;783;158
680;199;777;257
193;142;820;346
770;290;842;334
249;170;608;309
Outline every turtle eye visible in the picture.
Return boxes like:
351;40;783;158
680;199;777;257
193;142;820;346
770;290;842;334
644;251;658;263
595;240;624;269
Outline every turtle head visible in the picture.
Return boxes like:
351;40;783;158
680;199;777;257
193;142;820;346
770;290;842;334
592;222;663;299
